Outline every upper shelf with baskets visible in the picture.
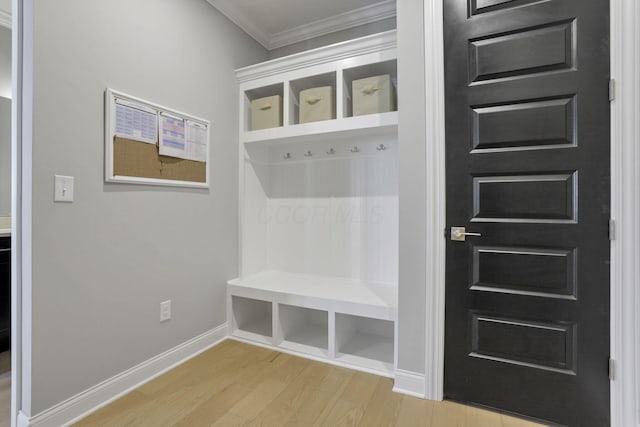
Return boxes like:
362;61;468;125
236;30;398;145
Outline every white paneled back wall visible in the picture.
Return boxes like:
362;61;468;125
242;134;398;283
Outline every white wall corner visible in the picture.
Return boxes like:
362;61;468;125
206;0;270;49
393;369;426;398
22;324;229;427
268;0;396;50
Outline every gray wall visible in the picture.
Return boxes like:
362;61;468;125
0;96;9;217
0;26;10;99
0;0;9;15
267;17;396;59
0;25;10;217
29;0;266;414
396;0;427;374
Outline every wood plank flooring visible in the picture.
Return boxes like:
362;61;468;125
74;340;547;427
0;374;9;427
0;351;9;427
0;352;9;376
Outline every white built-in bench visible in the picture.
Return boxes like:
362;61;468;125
228;271;397;376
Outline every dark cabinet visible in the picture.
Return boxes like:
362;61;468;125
0;236;9;351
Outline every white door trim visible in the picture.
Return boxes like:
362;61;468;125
610;0;640;426
12;0;34;425
423;0;640;424
422;0;446;402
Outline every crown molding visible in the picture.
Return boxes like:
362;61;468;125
0;10;11;29
268;0;396;50
207;0;396;51
235;30;396;83
206;0;270;49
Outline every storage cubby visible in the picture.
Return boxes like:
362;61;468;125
230;30;398;377
243;83;284;132
289;72;336;125
231;296;272;342
342;60;397;118
278;304;328;356
336;313;394;370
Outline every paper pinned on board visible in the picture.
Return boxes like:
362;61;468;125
186;120;208;163
114;99;158;144
159;113;208;162
159;112;187;159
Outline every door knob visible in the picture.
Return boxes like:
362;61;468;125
451;226;481;241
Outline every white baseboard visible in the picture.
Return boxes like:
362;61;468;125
17;411;30;427
23;323;228;427
392;369;426;398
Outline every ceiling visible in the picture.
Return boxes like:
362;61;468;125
206;0;396;50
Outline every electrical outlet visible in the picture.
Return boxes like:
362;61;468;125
160;300;171;322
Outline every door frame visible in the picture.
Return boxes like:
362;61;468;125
421;1;640;426
11;0;33;426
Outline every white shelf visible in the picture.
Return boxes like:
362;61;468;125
336;332;394;369
339;330;394;360
242;110;397;145
336;313;394;371
232;321;273;345
231;295;273;343
229;270;397;320
238;30;397;145
280;327;329;358
227;274;396;376
278;304;329;357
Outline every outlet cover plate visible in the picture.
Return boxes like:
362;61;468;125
160;300;171;322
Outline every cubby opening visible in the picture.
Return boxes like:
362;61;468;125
343;60;397;118
243;83;284;132
232;296;272;339
278;304;328;356
335;313;394;368
289;72;337;125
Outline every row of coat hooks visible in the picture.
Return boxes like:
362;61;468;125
282;144;387;160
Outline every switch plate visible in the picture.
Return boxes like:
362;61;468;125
160;300;171;322
54;175;74;202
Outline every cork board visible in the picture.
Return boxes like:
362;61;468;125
113;137;206;183
105;88;210;188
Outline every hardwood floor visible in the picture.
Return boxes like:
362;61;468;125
0;351;9;427
0;352;9;376
0;351;11;427
73;340;546;426
0;373;9;427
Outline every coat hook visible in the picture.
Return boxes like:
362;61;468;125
350;146;360;153
304;150;313;157
376;144;387;151
327;148;336;155
283;152;292;160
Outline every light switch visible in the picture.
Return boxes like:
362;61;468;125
54;175;74;202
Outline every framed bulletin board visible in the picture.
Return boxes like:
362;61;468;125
105;88;210;188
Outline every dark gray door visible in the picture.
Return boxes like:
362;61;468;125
443;0;610;425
